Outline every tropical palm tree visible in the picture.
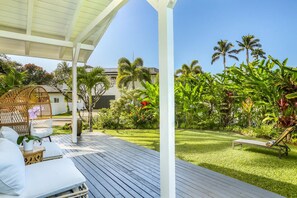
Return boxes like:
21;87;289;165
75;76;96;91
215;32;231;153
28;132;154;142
211;40;238;71
51;61;72;113
175;60;202;77
117;57;151;89
251;48;266;60
237;34;262;64
77;66;110;132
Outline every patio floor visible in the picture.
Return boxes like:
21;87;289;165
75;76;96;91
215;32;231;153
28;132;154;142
52;133;283;198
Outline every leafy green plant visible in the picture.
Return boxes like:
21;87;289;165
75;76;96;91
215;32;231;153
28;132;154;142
17;135;41;145
242;97;254;127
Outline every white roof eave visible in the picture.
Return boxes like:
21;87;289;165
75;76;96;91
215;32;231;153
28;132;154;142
0;0;128;63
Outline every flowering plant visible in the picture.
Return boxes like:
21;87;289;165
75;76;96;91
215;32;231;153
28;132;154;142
28;106;41;119
28;106;44;133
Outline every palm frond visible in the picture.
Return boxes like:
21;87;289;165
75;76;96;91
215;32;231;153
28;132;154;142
213;46;222;52
228;55;239;61
212;52;221;59
228;49;238;54
118;57;131;66
211;56;220;64
133;58;144;67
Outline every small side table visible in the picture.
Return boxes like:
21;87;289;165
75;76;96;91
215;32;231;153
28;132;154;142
20;146;45;165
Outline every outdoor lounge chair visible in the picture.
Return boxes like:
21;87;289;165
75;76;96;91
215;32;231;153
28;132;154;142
0;138;88;198
31;119;53;142
232;126;296;158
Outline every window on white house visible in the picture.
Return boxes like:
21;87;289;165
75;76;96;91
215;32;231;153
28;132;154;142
53;98;59;103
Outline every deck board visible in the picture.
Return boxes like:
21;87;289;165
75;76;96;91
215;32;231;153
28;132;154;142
52;133;283;198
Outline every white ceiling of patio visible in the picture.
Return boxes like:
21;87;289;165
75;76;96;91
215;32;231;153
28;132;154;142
0;0;127;63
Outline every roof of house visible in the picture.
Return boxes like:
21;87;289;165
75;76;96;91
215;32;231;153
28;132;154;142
103;67;159;75
41;85;64;93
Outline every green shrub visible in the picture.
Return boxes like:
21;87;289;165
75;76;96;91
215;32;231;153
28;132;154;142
129;107;158;129
94;108;122;129
240;125;278;139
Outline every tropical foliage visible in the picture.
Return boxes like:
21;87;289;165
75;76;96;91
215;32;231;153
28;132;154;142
51;61;72;113
175;60;202;77
117;57;151;89
98;55;297;143
51;63;111;132
20;63;53;85
0;55;26;96
77;66;110;132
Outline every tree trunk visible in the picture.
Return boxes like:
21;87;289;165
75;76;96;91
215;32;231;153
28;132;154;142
66;98;70;113
248;113;251;127
88;91;93;132
132;80;135;90
223;55;226;71
246;49;249;64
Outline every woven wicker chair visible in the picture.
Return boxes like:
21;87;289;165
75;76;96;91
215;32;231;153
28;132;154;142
0;86;52;136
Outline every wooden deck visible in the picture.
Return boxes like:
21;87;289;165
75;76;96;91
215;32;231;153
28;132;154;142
52;133;283;198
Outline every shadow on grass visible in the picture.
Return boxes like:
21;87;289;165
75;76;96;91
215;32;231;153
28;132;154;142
199;163;297;198
175;140;232;154
242;147;297;161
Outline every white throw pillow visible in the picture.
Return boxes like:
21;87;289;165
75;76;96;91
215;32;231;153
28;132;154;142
0;138;25;195
0;127;19;144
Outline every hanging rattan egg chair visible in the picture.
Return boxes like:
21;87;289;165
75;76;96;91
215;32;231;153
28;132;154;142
0;86;52;135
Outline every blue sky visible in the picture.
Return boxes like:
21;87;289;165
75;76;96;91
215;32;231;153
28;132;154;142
10;0;297;74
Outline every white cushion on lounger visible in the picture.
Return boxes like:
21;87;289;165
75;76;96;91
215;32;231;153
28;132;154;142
31;128;53;138
0;138;25;196
25;158;85;197
0;158;86;198
39;142;63;160
0;127;19;144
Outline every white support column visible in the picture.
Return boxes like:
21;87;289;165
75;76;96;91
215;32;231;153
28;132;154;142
147;0;177;197
72;43;81;143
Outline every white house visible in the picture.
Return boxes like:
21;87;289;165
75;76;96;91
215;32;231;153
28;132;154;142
41;85;85;115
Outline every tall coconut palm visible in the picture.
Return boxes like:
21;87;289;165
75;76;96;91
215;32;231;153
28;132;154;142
175;60;202;77
117;57;151;89
211;40;238;71
251;48;266;60
237;34;262;64
77;66;110;132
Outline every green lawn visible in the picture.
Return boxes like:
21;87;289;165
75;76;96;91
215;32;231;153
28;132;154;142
98;129;297;197
52;112;72;119
53;126;72;135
